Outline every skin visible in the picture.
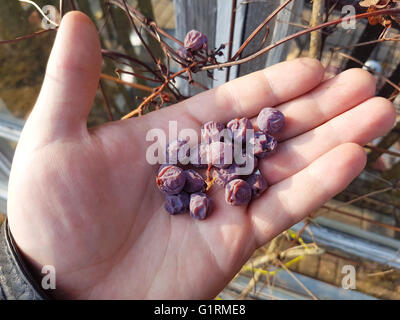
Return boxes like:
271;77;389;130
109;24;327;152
7;12;396;299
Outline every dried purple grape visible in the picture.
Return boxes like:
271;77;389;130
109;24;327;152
225;179;252;206
212;165;240;186
165;192;190;215
227;117;253;143
208;141;233;169
201;121;225;143
189;192;212;220
184;169;206;193
247;170;268;199
257;108;285;134
250;132;277;158
166;139;190;164
158;164;169;173
184;30;208;51
156;165;186;195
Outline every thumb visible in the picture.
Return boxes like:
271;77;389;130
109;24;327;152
28;11;102;140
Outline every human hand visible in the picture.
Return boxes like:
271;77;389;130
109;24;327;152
7;12;395;299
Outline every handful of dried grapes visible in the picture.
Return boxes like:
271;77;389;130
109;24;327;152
155;107;286;220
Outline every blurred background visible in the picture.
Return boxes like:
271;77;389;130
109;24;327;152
0;0;399;299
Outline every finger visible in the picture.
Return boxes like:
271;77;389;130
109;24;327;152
259;96;395;185
250;143;367;247
29;12;101;139
250;68;376;141
154;58;324;126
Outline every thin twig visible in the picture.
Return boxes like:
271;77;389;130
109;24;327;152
121;0;158;66
332;36;400;51
334;187;394;208
232;0;293;60
115;69;162;83
202;8;400;71
102;49;162;80
0;29;54;45
121;82;168;119
100;73;155;93
120;67;189;119
337;52;400;92
364;144;400;158
276;260;318;300
367;269;394;277
321;205;400;232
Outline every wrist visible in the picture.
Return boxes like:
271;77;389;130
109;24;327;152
0;218;49;300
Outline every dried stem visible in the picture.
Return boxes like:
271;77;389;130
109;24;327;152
100;73;156;94
0;29;54;45
121;0;158;66
335;187;395;208
232;0;293;60
364;144;400;158
121;82;168;119
201;8;400;71
332;36;400;51
115;69;162;83
276;260;318;300
120;67;191;119
321;205;400;232
337;52;400;92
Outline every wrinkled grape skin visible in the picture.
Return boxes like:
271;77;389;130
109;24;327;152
208;141;233;169
257;107;286;134
184;30;208;51
156;165;186;195
184;169;206;193
157;164;169;173
166;139;190;164
189;144;209;168
250;132;277;158
165;192;190;215
212;165;240;186
227;117;253;143
247;170;268;199
225;179;252;206
189;192;212;220
201;121;225;143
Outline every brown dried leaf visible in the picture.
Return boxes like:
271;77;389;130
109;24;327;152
359;0;380;7
359;0;390;8
367;6;384;24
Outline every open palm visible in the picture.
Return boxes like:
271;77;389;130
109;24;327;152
7;12;395;299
